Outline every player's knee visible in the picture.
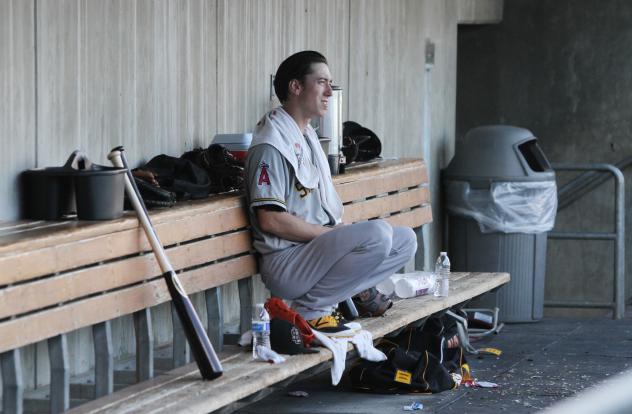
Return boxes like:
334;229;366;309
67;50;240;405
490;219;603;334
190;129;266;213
400;227;417;255
367;220;393;256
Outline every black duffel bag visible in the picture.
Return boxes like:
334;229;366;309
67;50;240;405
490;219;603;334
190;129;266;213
348;314;464;394
141;154;212;200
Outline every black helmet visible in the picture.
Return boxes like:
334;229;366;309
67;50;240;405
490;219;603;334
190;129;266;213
342;121;382;162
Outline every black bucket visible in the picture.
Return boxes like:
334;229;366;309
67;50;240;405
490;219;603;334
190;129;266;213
22;151;127;220
74;166;126;220
22;168;76;220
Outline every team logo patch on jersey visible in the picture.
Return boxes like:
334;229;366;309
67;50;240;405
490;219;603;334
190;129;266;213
258;161;271;186
295;182;312;198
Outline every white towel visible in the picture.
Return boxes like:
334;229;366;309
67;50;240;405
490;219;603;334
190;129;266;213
251;107;343;223
313;330;387;386
350;330;387;362
312;330;348;385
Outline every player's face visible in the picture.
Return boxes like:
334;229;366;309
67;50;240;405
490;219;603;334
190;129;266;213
297;63;333;119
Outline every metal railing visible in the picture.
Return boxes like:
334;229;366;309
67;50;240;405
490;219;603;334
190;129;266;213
545;163;625;319
557;156;632;210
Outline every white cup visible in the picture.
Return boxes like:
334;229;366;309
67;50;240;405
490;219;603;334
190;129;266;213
376;274;406;296
394;273;435;299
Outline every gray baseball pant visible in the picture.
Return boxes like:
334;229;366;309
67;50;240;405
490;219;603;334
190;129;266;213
259;219;417;320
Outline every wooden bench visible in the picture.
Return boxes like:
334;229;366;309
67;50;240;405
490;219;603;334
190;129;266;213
0;158;509;414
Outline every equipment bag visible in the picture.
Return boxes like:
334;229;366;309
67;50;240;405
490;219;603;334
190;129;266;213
349;314;465;394
181;144;244;193
140;154;212;200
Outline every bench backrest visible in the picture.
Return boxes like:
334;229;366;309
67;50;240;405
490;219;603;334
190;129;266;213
0;158;430;353
0;159;430;413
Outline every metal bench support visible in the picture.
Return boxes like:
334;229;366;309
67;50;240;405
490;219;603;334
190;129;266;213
171;302;191;367
133;309;154;381
48;334;70;413
1;349;24;414
238;278;253;334
205;287;224;351
92;321;114;397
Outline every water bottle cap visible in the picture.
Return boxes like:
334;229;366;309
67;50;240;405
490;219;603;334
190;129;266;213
440;251;447;255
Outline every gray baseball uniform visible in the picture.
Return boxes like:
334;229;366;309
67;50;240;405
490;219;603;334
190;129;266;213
246;142;333;255
246;138;417;320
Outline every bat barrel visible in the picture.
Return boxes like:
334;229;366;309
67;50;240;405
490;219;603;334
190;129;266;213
165;271;223;379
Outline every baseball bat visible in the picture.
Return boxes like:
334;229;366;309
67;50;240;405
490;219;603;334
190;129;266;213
108;146;222;380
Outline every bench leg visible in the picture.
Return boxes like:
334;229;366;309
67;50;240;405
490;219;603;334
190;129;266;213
48;334;69;414
133;309;154;381
205;287;224;351
1;349;23;414
238;278;253;335
92;321;114;397
171;301;191;367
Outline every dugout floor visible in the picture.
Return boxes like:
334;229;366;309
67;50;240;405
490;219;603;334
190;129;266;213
236;307;632;414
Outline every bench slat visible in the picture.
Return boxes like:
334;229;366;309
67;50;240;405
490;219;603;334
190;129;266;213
0;230;252;319
0;219;74;237
0;220;109;251
0;202;248;286
68;272;509;414
343;187;429;223
384;205;433;228
0;194;243;254
336;162;427;203
334;159;426;185
0;256;257;354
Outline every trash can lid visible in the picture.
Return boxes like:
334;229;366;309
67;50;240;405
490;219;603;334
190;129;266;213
443;125;555;182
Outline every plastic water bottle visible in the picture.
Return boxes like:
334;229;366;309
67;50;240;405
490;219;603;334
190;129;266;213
434;252;451;297
252;303;271;360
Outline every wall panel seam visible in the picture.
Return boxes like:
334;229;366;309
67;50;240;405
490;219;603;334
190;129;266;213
215;0;219;137
34;0;38;167
347;0;351;117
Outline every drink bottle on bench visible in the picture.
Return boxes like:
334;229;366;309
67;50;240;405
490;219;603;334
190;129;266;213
252;303;271;359
434;252;451;297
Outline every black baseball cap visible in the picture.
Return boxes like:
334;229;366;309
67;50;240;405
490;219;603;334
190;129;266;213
270;318;319;355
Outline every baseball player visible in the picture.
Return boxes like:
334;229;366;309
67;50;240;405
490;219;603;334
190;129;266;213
245;50;417;336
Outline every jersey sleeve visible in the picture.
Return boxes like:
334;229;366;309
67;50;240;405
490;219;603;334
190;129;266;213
246;144;288;211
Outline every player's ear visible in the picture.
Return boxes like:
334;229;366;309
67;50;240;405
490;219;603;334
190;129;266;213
288;79;303;97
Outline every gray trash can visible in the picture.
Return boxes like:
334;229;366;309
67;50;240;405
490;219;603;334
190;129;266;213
443;125;557;322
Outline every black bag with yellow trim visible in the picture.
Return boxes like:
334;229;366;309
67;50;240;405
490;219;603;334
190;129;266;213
348;315;464;394
349;339;456;394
